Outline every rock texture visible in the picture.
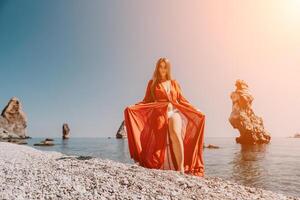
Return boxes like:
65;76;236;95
0;97;28;141
34;139;55;146
204;144;220;149
62;123;70;139
0;142;298;200
294;133;300;138
116;121;127;139
229;80;271;144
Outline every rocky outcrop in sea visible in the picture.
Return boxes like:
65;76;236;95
116;120;127;139
62;123;70;139
0;97;28;142
34;138;55;146
229;80;271;144
294;133;300;138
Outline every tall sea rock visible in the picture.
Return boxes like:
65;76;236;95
229;80;271;144
0;97;28;139
116;121;127;139
62;123;70;139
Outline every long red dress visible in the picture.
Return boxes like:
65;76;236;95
124;79;205;176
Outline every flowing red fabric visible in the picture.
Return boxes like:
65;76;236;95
124;79;205;176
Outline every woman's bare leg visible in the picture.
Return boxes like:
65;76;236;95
168;113;184;173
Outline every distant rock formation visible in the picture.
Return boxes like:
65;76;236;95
0;97;27;140
116;121;127;139
229;80;271;144
34;138;54;146
294;133;300;138
62;123;70;139
203;144;220;149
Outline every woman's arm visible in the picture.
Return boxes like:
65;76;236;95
174;80;203;113
135;79;154;105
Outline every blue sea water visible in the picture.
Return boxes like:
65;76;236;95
27;137;300;197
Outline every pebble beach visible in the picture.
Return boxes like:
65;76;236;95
0;142;298;200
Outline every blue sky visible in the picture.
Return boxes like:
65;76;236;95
0;0;299;137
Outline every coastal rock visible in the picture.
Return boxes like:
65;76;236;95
62;123;70;139
229;80;271;144
34;139;54;146
0;128;19;139
7;139;27;145
204;144;220;149
294;133;300;138
116;121;127;139
0;97;28;141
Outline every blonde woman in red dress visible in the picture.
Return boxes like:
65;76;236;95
124;58;205;176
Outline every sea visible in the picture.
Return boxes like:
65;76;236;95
27;137;300;197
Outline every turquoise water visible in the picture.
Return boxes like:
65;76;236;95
27;137;300;197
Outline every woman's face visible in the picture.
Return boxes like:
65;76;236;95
158;61;168;79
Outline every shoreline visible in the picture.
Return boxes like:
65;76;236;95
0;142;298;200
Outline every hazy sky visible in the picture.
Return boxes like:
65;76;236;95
0;0;299;138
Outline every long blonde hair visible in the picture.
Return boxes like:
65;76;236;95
151;57;172;99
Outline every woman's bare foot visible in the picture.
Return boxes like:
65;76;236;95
179;165;185;174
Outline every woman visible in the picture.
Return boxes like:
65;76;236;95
124;58;205;176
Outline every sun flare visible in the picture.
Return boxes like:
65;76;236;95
281;0;300;24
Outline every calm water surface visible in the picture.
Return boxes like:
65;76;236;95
27;137;300;197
